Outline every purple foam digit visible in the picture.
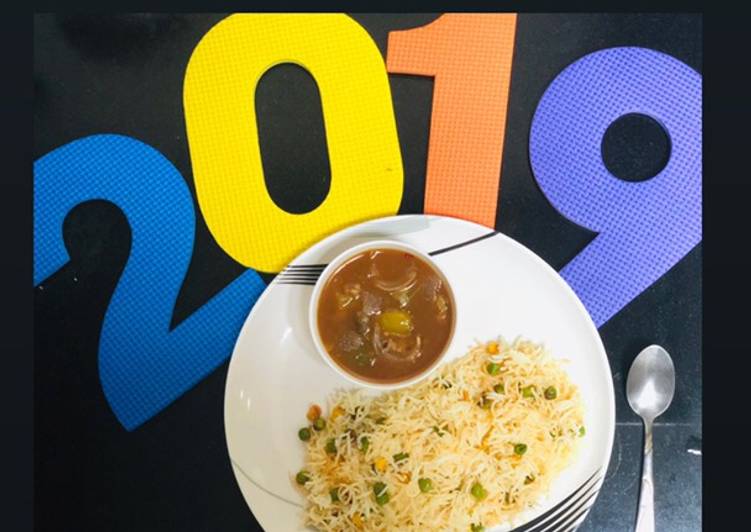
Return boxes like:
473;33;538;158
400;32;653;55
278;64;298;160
530;47;701;327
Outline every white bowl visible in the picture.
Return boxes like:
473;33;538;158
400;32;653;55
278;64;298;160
307;239;457;390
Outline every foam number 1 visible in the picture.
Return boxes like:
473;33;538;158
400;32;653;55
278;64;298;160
185;14;404;273
34;135;266;430
387;14;517;228
530;47;702;326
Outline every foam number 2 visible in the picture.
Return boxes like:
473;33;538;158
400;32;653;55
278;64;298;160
34;135;266;430
185;14;404;273
530;47;702;326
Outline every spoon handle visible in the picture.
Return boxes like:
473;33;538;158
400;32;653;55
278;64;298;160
635;419;655;532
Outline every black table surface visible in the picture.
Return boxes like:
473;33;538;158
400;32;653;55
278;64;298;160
33;13;702;531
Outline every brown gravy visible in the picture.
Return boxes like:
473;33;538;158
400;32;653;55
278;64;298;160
317;248;453;383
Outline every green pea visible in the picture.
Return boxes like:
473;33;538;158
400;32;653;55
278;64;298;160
313;418;326;431
325;438;337;455
359;436;370;453
521;385;535;398
514;443;528;456
579;426;586;437
418;478;433;493
471;524;485;532
493;383;505;394
298;427;311;441
393;452;409;463
544;386;557;400
486;362;501;375
329;487;340;503
373;482;390;505
470;482;487;500
295;471;310;485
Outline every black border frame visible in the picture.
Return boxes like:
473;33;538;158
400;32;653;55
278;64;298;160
11;5;747;531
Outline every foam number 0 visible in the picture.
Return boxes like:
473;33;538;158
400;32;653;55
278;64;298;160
33;135;266;430
184;14;403;273
530;47;702;326
387;14;517;228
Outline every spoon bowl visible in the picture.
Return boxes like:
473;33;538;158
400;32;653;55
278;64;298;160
627;345;676;422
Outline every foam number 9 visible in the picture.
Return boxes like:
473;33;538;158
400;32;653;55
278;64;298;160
530;47;702;326
184;14;404;273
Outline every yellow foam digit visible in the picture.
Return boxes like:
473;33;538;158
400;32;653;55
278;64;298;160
184;14;404;272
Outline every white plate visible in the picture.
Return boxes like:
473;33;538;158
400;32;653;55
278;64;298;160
224;215;615;531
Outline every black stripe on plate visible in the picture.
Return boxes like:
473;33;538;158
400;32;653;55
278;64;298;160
275;263;326;285
427;231;499;256
284;264;328;269
544;496;597;532
509;470;601;532
274;231;500;284
533;482;599;532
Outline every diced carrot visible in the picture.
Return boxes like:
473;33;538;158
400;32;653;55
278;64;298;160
397;471;412;484
481;428;493;450
486;341;500;355
307;404;322;422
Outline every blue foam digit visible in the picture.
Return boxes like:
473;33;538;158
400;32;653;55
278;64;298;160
529;47;702;327
34;134;266;430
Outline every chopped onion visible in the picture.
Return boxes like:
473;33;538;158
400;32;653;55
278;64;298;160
367;262;379;279
336;292;354;309
393;290;411;309
435;294;449;320
404;335;422;361
373;264;418;293
421;275;442;302
372;324;422;362
392;283;420;309
355;311;371;336
343;283;361;298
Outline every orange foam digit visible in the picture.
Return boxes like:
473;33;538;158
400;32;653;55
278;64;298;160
387;14;517;228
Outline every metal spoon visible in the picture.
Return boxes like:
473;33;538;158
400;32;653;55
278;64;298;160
626;345;676;532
